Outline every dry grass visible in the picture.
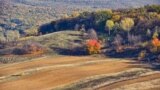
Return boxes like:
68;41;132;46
0;31;84;64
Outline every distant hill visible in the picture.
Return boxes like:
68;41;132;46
57;0;160;9
13;0;160;9
1;0;160;34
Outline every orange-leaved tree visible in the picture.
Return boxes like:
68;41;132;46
86;39;101;55
151;37;160;53
152;37;160;47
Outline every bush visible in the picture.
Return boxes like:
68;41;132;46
23;42;45;54
86;39;101;55
138;50;147;61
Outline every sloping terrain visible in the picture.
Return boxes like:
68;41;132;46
0;56;160;90
1;0;160;32
0;31;84;64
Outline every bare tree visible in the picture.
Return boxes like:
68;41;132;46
113;34;123;52
128;34;142;46
87;29;98;40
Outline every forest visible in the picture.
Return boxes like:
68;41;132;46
38;5;160;63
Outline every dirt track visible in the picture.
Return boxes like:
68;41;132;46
0;56;159;90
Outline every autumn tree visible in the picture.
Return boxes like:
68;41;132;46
120;17;134;33
112;15;120;22
152;30;159;39
94;10;113;30
106;20;114;36
86;39;101;54
151;37;160;53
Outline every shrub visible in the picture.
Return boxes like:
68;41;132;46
152;30;159;39
22;42;45;54
138;50;147;61
86;39;101;55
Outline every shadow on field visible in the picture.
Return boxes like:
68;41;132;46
125;60;160;71
105;48;141;59
51;47;87;56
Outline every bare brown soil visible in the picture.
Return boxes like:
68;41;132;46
0;56;159;90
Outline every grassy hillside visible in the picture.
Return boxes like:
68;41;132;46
0;31;85;63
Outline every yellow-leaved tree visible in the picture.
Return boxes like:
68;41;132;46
106;20;114;36
120;17;134;33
